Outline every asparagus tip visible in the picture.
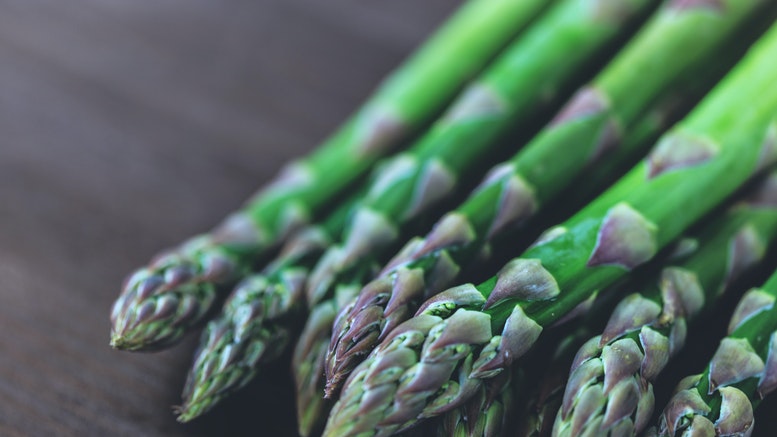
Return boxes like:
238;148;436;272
109;329;144;351
175;390;220;423
323;372;346;399
108;333;125;350
175;413;195;423
323;381;336;399
173;404;198;423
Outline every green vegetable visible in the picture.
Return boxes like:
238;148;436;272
323;19;777;436
293;0;661;432
176;192;356;422
554;170;777;436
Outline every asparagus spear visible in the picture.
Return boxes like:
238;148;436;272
515;235;704;437
552;170;777;437
293;289;366;436
108;0;549;351
435;326;602;437
176;191;359;422
512;239;701;437
324;0;767;394
444;277;662;437
654;265;777;437
323;21;777;436
289;0;661;429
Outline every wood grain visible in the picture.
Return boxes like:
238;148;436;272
0;1;452;435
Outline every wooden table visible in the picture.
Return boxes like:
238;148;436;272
0;1;452;435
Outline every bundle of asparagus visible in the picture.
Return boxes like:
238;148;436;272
109;0;548;351
108;0;777;436
324;0;767;394
324;16;777;435
182;0;656;431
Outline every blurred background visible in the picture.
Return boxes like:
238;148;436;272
0;1;453;435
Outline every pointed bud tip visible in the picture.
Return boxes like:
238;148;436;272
324;376;344;399
109;330;139;351
108;334;124;350
175;406;197;423
109;321;184;352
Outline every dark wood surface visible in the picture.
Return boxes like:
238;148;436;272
0;1;453;435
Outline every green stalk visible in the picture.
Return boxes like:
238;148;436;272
108;0;549;351
324;0;765;394
323;21;777;437
655;266;777;436
553;170;777;436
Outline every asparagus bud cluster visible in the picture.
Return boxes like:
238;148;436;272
177;225;333;420
110;216;259;350
655;267;777;436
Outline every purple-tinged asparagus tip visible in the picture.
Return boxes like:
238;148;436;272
325;267;427;396
109;243;237;351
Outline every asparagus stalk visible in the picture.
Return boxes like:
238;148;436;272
289;0;662;429
517;238;698;437
552;170;777;437
293;296;353;436
654;266;777;436
323;21;777;436
514;238;706;437
324;0;766;394
515;236;704;437
176;191;359;422
108;0;549;351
